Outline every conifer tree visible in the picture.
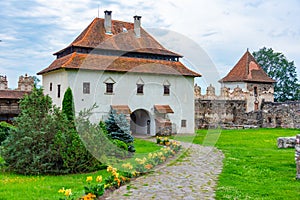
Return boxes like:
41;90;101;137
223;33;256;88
105;110;135;152
62;87;75;123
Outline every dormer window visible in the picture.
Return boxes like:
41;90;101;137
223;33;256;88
104;77;116;95
163;80;171;95
136;78;144;95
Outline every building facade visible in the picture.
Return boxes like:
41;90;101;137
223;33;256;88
0;74;34;122
38;11;200;135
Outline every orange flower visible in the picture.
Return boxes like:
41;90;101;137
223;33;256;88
144;164;153;170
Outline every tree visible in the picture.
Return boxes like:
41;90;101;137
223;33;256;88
253;47;300;102
1;88;104;175
105;110;135;152
62;87;75;123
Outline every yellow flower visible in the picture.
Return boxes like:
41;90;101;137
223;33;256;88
64;189;72;196
122;163;133;170
58;187;65;193
86;176;93;182
107;166;113;172
148;153;153;159
96;175;102;183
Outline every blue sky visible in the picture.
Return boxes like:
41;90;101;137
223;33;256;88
1;0;300;90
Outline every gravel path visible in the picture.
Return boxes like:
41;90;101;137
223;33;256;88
106;142;224;200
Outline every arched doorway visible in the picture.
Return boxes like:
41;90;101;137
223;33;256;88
130;109;151;135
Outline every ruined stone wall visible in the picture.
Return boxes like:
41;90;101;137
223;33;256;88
195;98;246;129
261;101;300;129
195;84;300;129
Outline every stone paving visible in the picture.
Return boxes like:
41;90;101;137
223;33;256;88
106;141;224;200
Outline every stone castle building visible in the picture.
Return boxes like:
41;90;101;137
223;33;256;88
195;50;300;129
0;74;34;122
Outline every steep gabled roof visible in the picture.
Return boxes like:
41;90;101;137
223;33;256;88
220;50;276;83
54;18;180;57
37;52;200;77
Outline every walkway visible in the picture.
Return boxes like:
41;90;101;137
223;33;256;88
106;141;224;200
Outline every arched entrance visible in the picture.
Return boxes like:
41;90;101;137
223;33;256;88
130;109;151;135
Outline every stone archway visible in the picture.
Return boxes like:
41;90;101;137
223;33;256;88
130;109;152;135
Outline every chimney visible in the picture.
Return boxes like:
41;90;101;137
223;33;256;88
104;10;112;34
133;15;142;38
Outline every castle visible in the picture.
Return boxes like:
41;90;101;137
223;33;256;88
195;50;300;129
0;74;34;122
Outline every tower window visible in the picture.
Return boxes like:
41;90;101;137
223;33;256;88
106;83;114;94
50;82;52;91
57;84;61;98
83;82;90;94
254;86;258;97
164;85;170;95
137;84;144;94
181;120;187;128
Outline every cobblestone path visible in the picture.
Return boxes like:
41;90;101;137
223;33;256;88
106;142;224;200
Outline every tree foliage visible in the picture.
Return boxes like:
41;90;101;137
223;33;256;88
62;87;75;123
105;110;135;152
253;47;300;102
1;88;104;175
0;122;15;145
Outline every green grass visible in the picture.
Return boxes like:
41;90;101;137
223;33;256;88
187;128;300;200
0;138;161;200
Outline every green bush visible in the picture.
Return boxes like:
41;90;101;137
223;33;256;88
1;88;104;175
105;110;135;152
112;139;128;151
0;122;15;145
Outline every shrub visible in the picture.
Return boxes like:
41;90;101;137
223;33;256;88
1;88;104;175
112;139;128;151
105;110;135;152
0;122;15;145
62;87;75;124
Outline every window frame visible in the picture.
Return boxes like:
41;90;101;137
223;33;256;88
57;84;61;98
106;83;114;94
83;82;90;94
137;84;144;94
163;85;170;95
181;119;187;128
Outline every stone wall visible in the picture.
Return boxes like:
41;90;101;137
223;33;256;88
261;101;300;129
193;84;299;129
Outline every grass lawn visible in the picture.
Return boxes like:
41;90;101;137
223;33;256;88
0;138;161;200
177;128;300;200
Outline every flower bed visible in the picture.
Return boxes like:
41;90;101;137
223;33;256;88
57;140;182;199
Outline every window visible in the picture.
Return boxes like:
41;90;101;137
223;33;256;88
163;80;171;95
57;84;61;98
106;83;114;94
164;85;170;95
83;82;90;94
254;86;258;97
104;77;116;94
137;84;144;94
181;120;187;128
50;82;52;91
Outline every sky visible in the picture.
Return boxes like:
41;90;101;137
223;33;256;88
0;0;300;92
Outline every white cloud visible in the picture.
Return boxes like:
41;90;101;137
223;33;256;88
0;0;300;89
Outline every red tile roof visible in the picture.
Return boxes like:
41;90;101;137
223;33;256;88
0;90;29;99
37;52;201;77
154;105;174;114
220;51;276;83
111;105;131;114
38;17;201;77
54;18;180;57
